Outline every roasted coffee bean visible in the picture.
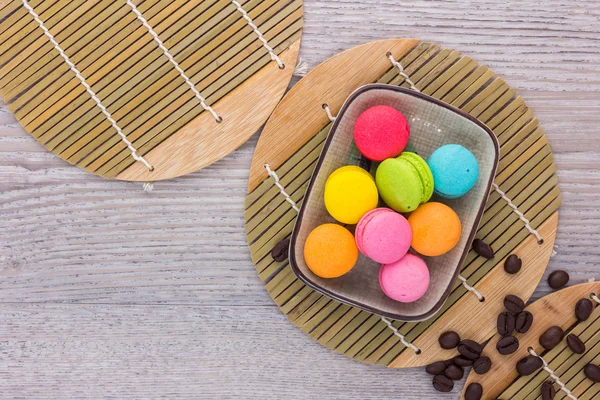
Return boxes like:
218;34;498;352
497;335;519;355
473;239;494;259
515;311;534;334
432;375;454;392
444;364;464;380
439;331;460;349
452;355;474;367
517;355;543;375
473;356;492;374
271;239;290;262
566;334;586;354
539;326;564;350
465;382;483;400
504;254;522;274
541;381;555;400
458;339;483;360
504;295;525;314
575;298;594;322
584;364;600;382
497;312;515;336
548;270;569;289
425;361;447;376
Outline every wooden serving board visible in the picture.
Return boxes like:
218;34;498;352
463;282;600;399
0;0;302;181
245;39;561;368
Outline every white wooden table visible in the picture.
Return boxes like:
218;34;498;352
1;1;599;398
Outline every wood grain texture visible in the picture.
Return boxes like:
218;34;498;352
0;0;599;398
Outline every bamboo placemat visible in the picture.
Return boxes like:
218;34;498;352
245;39;561;368
463;282;600;399
0;0;303;181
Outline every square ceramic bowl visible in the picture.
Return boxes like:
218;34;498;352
289;84;500;321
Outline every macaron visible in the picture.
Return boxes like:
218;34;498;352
408;202;462;257
324;165;379;224
304;223;358;278
353;105;410;162
427;144;479;199
375;152;434;213
379;254;430;303
355;208;412;264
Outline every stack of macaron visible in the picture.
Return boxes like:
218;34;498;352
303;105;480;303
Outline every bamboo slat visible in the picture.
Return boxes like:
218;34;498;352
244;39;561;368
0;0;303;181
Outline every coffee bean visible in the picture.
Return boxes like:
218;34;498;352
497;312;515;336
439;331;460;349
541;381;555;400
497;335;519;355
473;239;494;259
271;239;290;262
575;298;594;322
566;334;586;354
465;383;483;400
504;254;522;274
548;270;569;289
539;326;564;350
473;356;492;374
515;311;534;334
444;364;464;380
584;363;600;382
425;361;446;376
504;295;525;314
517;355;543;375
432;375;454;392
452;355;474;367
458;339;483;360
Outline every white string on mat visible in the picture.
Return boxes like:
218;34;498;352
126;0;222;123
492;183;544;244
322;104;336;122
381;317;421;354
263;164;421;354
528;347;578;400
457;275;484;301
591;293;600;304
21;0;153;171
387;52;420;92
293;58;309;77
231;0;284;69
142;182;154;193
264;164;300;212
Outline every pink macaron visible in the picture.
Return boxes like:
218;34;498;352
379;254;430;303
355;208;412;264
353;105;410;162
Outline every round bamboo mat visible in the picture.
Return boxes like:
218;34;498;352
463;282;600;400
244;39;561;368
0;0;303;181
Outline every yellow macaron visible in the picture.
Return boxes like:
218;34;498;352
324;166;379;224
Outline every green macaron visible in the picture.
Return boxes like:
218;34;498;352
375;152;434;213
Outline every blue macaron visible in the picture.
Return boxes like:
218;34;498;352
427;144;479;199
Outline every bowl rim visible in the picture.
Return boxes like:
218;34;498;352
289;83;500;322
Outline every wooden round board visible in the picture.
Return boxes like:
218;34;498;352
0;0;303;181
463;282;600;399
244;39;561;368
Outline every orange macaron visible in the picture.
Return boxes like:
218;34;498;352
304;224;358;278
408;202;462;257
